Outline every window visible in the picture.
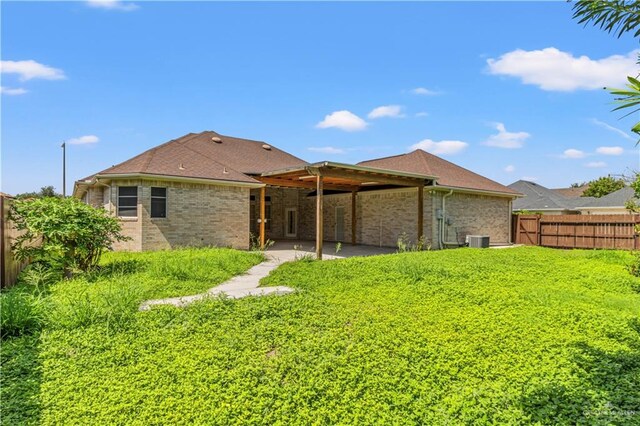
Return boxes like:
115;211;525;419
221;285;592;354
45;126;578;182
151;187;167;218
118;186;138;217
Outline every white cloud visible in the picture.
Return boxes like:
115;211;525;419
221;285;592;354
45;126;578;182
415;112;429;117
590;119;633;140
483;122;530;149
368;105;404;119
86;0;139;11
487;47;638;91
561;149;587;159
504;165;515;173
585;161;607;168
596;146;624;156
0;60;66;81
410;139;468;155
522;176;538;182
0;86;27;95
316;110;368;132
411;87;439;95
67;135;99;145
308;147;345;154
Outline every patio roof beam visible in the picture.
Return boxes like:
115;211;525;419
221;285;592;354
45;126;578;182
257;176;357;192
315;168;427;188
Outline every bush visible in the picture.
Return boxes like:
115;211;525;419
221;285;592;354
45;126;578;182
0;291;47;339
10;197;129;275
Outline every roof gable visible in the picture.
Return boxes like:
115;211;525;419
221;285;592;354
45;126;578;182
358;150;519;195
93;131;308;184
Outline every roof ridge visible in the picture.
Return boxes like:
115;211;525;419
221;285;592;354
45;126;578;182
176;135;254;181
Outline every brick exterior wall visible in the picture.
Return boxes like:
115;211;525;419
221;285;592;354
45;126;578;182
82;182;511;252
94;179;250;251
431;191;511;248
250;188;301;240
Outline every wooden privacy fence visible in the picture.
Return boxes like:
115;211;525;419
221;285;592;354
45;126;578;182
1;195;29;287
512;214;640;250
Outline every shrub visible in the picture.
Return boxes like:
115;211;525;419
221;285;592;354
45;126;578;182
10;197;129;275
628;251;640;281
0;291;47;339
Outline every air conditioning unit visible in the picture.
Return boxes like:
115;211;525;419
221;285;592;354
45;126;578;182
467;235;490;248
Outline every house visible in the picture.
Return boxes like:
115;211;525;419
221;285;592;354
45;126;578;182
508;180;593;215
74;131;520;257
509;180;636;216
575;187;638;215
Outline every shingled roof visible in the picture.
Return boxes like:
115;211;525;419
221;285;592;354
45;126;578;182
358;149;519;195
90;131;307;184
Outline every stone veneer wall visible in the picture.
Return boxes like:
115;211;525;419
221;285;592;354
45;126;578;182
97;179;250;251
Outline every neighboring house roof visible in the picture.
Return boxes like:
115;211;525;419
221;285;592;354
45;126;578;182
358;149;519;196
85;131;308;185
509;180;636;211
552;184;590;198
509;180;578;211
575;186;637;209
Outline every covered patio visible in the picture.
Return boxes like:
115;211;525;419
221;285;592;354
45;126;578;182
254;161;435;259
267;240;397;262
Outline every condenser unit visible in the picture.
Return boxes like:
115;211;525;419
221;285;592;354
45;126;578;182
467;235;490;248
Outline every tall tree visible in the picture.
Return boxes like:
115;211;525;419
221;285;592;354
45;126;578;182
15;186;62;199
581;175;626;198
572;0;640;141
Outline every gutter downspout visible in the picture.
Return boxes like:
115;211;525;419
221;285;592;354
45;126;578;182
439;190;461;248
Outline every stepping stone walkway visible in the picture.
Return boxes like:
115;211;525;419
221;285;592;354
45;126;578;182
139;257;294;311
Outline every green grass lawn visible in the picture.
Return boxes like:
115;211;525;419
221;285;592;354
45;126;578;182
2;247;639;425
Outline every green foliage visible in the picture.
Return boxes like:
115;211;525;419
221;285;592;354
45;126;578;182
610;76;640;140
397;232;430;252
581;175;626;198
249;232;275;252
628;251;640;280
9;197;129;274
15;185;62;199
2;247;640;424
572;0;640;141
572;0;640;38
20;263;59;296
0;291;47;339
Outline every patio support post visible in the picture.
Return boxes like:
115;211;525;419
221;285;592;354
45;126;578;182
259;186;266;249
417;184;424;243
351;190;357;245
316;175;323;260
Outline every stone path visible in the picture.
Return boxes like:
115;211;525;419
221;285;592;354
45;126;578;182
139;257;294;311
139;241;395;311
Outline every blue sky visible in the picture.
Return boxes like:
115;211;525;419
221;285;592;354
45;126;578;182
2;1;639;195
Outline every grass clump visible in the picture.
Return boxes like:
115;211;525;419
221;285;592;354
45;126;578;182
2;246;639;424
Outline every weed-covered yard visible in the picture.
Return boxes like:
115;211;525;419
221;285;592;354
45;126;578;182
2;247;639;424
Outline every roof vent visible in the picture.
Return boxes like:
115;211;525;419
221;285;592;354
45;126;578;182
211;137;222;143
223;167;229;174
262;144;271;151
179;163;186;170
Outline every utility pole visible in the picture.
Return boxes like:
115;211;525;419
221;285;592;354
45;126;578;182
61;142;66;197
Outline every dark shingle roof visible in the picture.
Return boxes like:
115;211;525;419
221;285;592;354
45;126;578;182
509;180;576;211
575;187;637;208
508;180;638;211
358;149;519;195
92;131;307;184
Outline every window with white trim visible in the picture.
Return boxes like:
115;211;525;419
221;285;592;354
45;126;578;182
117;186;138;217
151;187;167;218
